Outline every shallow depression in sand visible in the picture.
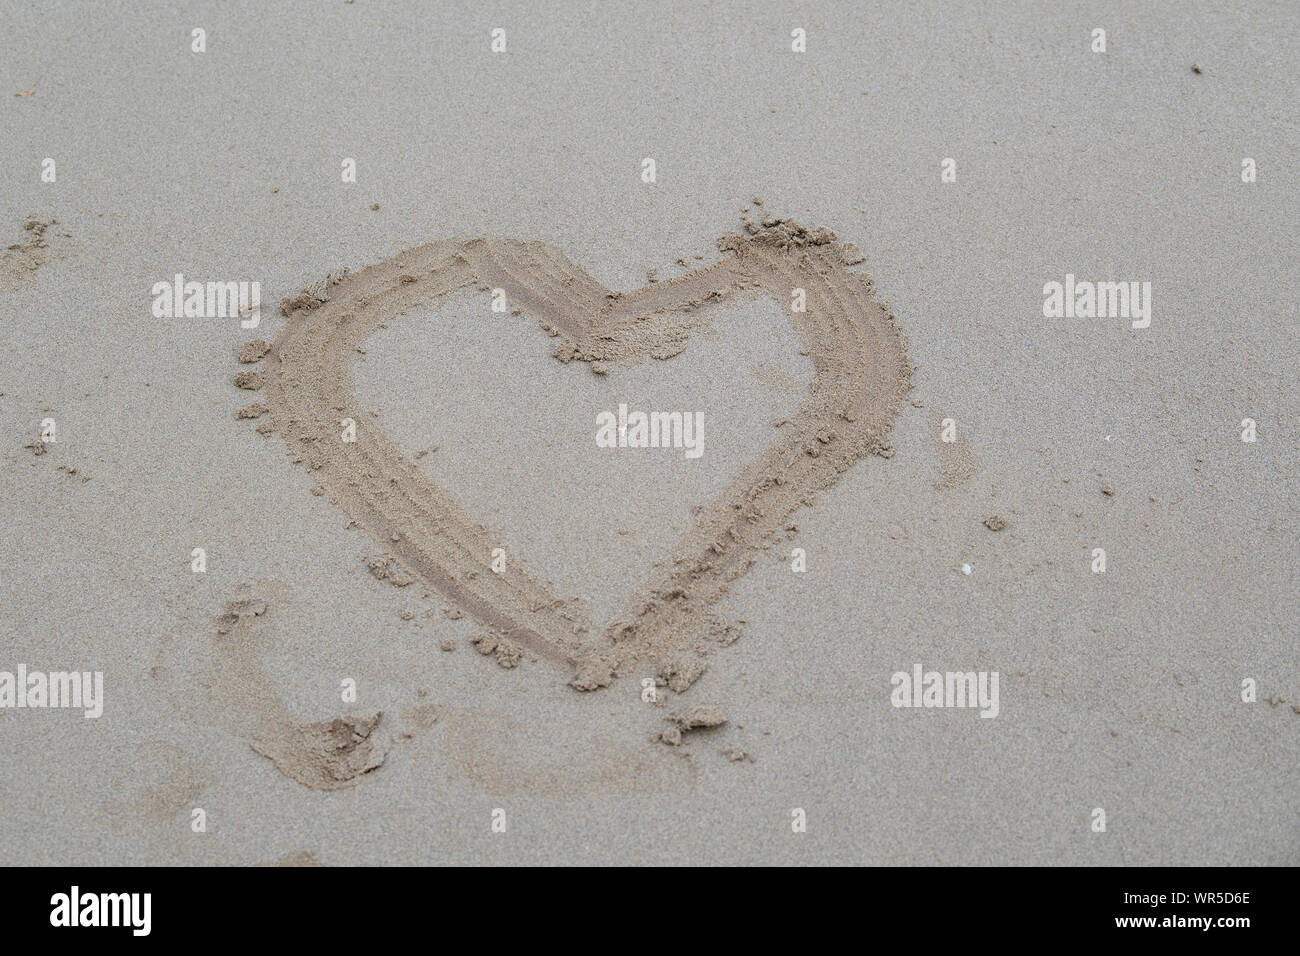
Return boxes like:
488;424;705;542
354;289;814;625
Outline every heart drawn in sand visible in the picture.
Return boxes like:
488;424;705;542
254;219;910;689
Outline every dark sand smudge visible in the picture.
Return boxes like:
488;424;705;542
263;850;324;867
0;216;60;290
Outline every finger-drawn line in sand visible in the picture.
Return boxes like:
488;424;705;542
208;594;392;789
248;219;911;690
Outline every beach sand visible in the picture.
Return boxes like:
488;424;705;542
0;1;1296;865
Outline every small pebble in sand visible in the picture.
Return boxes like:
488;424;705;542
440;639;454;652
654;706;729;747
494;641;521;668
471;632;520;668
983;515;1006;532
673;705;727;731
1102;484;1116;497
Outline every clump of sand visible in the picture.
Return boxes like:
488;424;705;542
250;713;389;791
472;632;522;669
239;339;272;363
657;657;707;693
364;554;414;587
654;705;728;746
279;268;350;315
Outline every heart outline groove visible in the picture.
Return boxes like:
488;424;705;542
253;220;911;690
